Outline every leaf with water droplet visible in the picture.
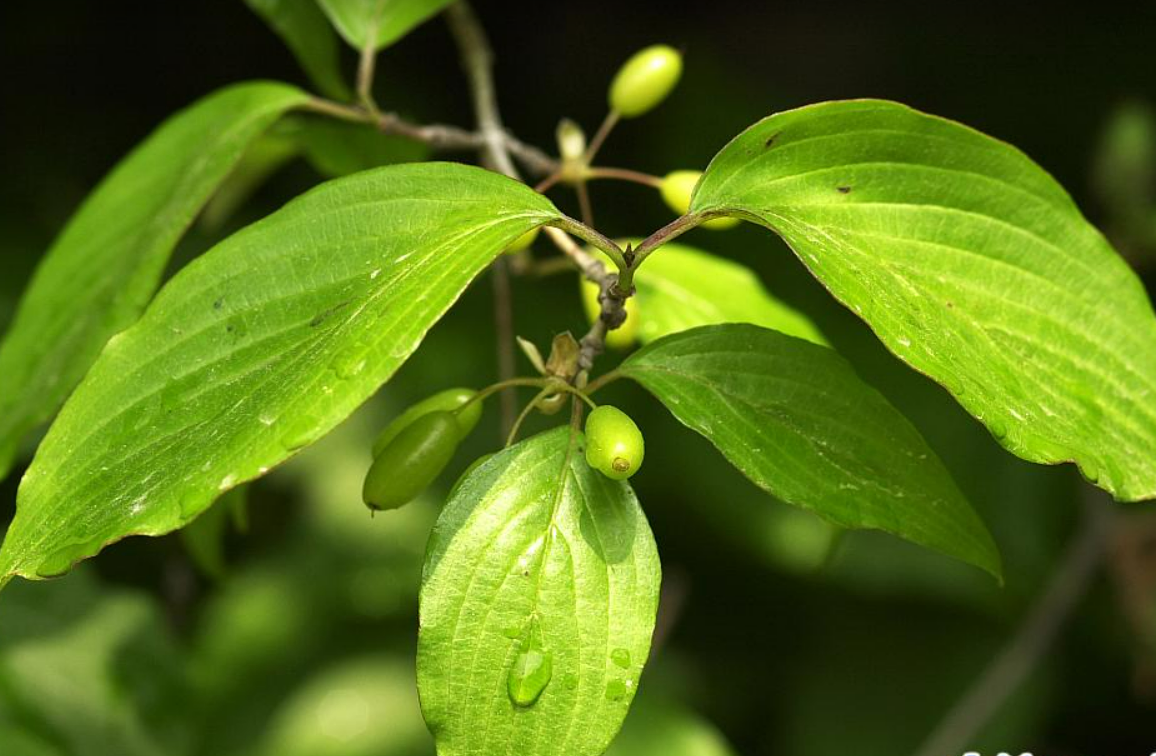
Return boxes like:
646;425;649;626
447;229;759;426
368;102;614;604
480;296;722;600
0;163;558;584
418;427;660;756
507;639;553;707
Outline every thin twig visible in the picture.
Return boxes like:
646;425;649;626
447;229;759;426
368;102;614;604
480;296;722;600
912;487;1116;756
446;1;521;437
586;166;664;188
584;110;620;164
301;98;557;176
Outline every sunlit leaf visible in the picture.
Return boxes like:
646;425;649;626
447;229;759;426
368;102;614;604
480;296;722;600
627;240;825;345
618;324;1000;578
692;99;1156;501
0;82;309;481
0;163;558;585
418;426;661;756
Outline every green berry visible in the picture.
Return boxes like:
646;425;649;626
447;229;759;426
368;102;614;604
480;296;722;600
363;410;460;511
372;387;481;458
660;170;739;230
584;405;645;480
608;45;683;118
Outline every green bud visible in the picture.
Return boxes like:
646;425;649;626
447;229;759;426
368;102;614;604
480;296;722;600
608;44;683;118
372;387;481;458
363;411;460;511
660;170;739;230
584;405;645;480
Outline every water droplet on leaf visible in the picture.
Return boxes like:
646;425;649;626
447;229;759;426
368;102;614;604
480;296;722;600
604;679;627;701
507;648;553;707
610;648;631;669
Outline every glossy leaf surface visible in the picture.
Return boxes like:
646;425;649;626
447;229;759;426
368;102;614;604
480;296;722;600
692;99;1156;500
619;324;1001;577
0;163;558;584
418;427;661;756
0;82;309;481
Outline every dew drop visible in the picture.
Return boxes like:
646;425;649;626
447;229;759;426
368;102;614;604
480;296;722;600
604;679;627;702
610;648;631;669
280;416;320;451
507;647;553;707
258;410;278;427
502;625;522;639
332;352;367;379
36;545;81;578
990;420;1008;441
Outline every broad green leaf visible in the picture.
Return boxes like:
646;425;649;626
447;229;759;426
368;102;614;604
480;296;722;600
0;162;558;585
618;324;1001;578
418;426;661;756
316;0;454;51
625;239;826;345
201;131;301;231
0;81;309;482
691;99;1156;501
245;0;353;100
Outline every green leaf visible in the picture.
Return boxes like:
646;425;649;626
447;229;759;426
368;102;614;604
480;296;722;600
418;426;661;756
316;0;454;51
0;81;309;482
0;162;558;585
292;116;429;177
626;239;826;346
245;0;353;100
618;324;1001;578
691;99;1156;501
201;131;301;231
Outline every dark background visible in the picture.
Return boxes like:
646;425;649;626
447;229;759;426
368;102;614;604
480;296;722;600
1;2;1155;755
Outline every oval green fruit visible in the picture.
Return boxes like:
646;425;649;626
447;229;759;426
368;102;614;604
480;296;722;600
660;170;739;230
579;277;639;350
584;405;645;480
372;387;481;458
363;411;460;511
608;44;683;118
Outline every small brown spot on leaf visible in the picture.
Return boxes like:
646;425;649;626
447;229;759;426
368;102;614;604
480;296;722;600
764;132;781;148
837;185;852;194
